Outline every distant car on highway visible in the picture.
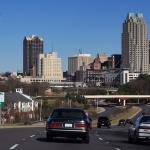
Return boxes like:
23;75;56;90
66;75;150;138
97;116;111;128
118;119;126;126
46;108;91;143
128;115;150;143
118;119;132;126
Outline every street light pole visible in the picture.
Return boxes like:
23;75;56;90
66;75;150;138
0;106;1;125
39;99;43;121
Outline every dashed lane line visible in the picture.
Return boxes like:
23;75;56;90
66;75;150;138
98;137;103;141
9;144;19;150
30;135;35;138
115;148;121;150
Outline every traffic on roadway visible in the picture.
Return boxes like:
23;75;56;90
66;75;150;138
0;105;149;150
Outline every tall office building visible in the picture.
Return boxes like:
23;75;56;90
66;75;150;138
122;13;149;73
38;51;63;82
149;40;150;64
23;35;44;76
68;53;93;76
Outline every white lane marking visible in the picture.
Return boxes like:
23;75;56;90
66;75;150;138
30;135;35;138
99;137;103;141
115;148;121;150
9;144;19;150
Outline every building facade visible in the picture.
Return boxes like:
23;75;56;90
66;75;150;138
38;51;63;82
68;53;93;76
122;13;149;73
120;69;140;84
23;35;44;77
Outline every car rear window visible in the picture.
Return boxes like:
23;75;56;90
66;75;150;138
140;116;150;123
51;109;86;119
98;117;108;121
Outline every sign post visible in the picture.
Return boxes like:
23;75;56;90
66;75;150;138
0;92;4;125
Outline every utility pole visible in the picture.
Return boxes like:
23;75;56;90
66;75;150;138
0;106;1;125
39;99;43;121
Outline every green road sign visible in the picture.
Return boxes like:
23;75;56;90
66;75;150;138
0;92;4;103
0;102;4;108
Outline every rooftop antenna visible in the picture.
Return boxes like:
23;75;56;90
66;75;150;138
78;49;82;54
51;41;55;52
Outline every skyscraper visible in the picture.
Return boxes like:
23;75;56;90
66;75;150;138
121;13;149;73
23;35;44;76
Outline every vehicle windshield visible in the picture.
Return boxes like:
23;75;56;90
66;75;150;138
51;109;86;119
140;116;150;123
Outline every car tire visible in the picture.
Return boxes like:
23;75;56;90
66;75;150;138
133;132;140;144
83;134;89;144
46;132;53;141
128;132;133;143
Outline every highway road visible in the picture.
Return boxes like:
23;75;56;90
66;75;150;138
0;126;150;150
0;105;149;150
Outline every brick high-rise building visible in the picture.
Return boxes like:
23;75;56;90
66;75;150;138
23;35;44;76
122;13;149;73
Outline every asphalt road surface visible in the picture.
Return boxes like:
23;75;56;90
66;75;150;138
0;104;149;150
0;125;150;150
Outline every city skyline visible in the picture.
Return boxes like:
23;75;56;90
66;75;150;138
0;0;150;72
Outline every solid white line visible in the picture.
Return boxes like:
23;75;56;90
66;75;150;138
9;144;19;149
99;137;103;141
30;135;35;138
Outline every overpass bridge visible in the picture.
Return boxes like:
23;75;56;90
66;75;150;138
84;95;150;106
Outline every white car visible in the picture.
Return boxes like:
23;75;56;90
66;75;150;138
128;115;150;143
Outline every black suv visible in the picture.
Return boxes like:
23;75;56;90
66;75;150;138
97;116;111;128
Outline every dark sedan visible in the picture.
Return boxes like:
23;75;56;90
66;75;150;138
97;116;111;128
46;108;90;143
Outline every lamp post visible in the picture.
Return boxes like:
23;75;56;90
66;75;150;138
39;99;42;121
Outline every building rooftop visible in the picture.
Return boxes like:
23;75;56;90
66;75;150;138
24;35;43;41
5;92;32;103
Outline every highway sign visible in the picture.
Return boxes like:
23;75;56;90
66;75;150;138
0;92;4;102
0;102;4;108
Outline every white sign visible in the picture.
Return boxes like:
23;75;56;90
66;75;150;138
0;92;4;102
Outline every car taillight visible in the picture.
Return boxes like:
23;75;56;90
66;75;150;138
75;122;87;129
49;121;63;128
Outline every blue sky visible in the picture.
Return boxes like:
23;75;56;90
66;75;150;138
0;0;150;72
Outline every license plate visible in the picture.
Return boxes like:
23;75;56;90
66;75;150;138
65;123;72;128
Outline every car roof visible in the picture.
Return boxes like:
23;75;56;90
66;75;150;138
98;116;109;119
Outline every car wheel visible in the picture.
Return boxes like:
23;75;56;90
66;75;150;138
83;134;89;143
133;132;140;143
46;132;53;141
128;132;133;143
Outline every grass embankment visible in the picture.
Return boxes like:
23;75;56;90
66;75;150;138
90;106;141;127
110;106;141;125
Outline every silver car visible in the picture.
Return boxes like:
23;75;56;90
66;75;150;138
128;115;150;143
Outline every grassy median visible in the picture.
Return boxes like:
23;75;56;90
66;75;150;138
110;106;141;125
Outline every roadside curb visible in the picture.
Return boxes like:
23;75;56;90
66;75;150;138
0;122;45;129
